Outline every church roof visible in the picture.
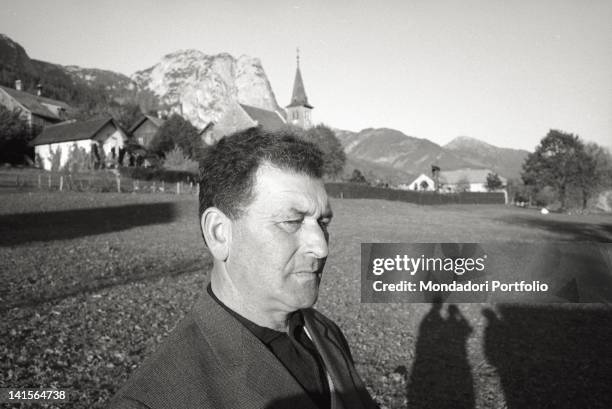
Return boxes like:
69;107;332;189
239;104;286;131
286;66;313;109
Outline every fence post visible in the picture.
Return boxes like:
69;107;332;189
176;182;180;195
116;176;121;193
38;174;41;189
161;181;165;192
59;176;63;191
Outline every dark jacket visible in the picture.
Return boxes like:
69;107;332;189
109;290;379;409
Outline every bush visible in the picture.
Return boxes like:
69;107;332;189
162;146;199;173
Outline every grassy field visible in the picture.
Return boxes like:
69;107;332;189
1;191;611;408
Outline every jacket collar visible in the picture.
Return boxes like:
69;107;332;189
191;290;321;409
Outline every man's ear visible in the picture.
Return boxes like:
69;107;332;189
201;207;232;261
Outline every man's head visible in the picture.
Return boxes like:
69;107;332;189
199;127;333;320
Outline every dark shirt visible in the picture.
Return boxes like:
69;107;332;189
207;284;330;409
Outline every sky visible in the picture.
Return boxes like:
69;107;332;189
1;0;611;151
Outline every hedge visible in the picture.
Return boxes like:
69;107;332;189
324;183;505;205
119;167;198;184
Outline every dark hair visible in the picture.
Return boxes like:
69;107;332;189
198;127;324;222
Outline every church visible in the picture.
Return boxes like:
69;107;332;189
201;51;313;145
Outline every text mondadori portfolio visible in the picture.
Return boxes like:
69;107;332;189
372;280;549;292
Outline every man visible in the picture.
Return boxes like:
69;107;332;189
110;128;379;409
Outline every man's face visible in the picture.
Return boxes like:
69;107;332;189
225;164;332;315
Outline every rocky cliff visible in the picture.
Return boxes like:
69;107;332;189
131;50;283;128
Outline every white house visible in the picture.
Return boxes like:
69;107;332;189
438;168;507;193
399;173;436;191
30;117;127;171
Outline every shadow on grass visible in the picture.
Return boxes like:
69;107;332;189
1;258;208;312
497;214;612;242
483;305;612;409
406;302;475;409
0;203;177;246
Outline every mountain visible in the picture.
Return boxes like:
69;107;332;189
131;50;283;128
335;128;528;183
0;34;102;108
336;127;475;177
63;65;158;110
444;136;529;179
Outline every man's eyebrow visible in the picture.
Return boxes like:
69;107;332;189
281;207;333;218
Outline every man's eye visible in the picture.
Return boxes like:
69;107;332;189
281;220;303;231
284;219;303;225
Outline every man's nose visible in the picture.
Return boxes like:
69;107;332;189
302;220;329;259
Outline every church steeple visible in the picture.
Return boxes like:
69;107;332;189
286;48;313;129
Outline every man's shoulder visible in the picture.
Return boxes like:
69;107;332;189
109;304;221;409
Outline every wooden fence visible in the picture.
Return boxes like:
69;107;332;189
0;169;198;195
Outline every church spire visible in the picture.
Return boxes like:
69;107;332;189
287;48;313;109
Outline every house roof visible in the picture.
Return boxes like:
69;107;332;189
30;117;118;146
128;114;165;134
239;104;286;131
0;85;70;120
408;173;435;185
439;168;507;185
286;66;313;109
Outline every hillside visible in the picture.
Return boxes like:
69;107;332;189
335;128;528;184
444;136;529;179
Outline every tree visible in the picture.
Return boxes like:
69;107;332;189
522;129;587;209
150;114;202;159
294;124;346;179
420;180;429;190
486;172;503;191
114;103;144;131
349;169;367;184
575;143;612;209
0;105;39;164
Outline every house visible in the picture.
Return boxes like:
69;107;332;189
128;115;165;148
438;168;507;193
0;81;72;128
399;173;436;191
30;117;128;171
203;100;286;145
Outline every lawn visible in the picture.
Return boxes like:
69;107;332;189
1;191;611;408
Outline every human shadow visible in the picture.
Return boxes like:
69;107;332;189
0;202;177;246
497;214;612;242
407;301;475;409
483;306;612;409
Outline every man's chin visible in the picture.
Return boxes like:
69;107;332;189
288;280;320;309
